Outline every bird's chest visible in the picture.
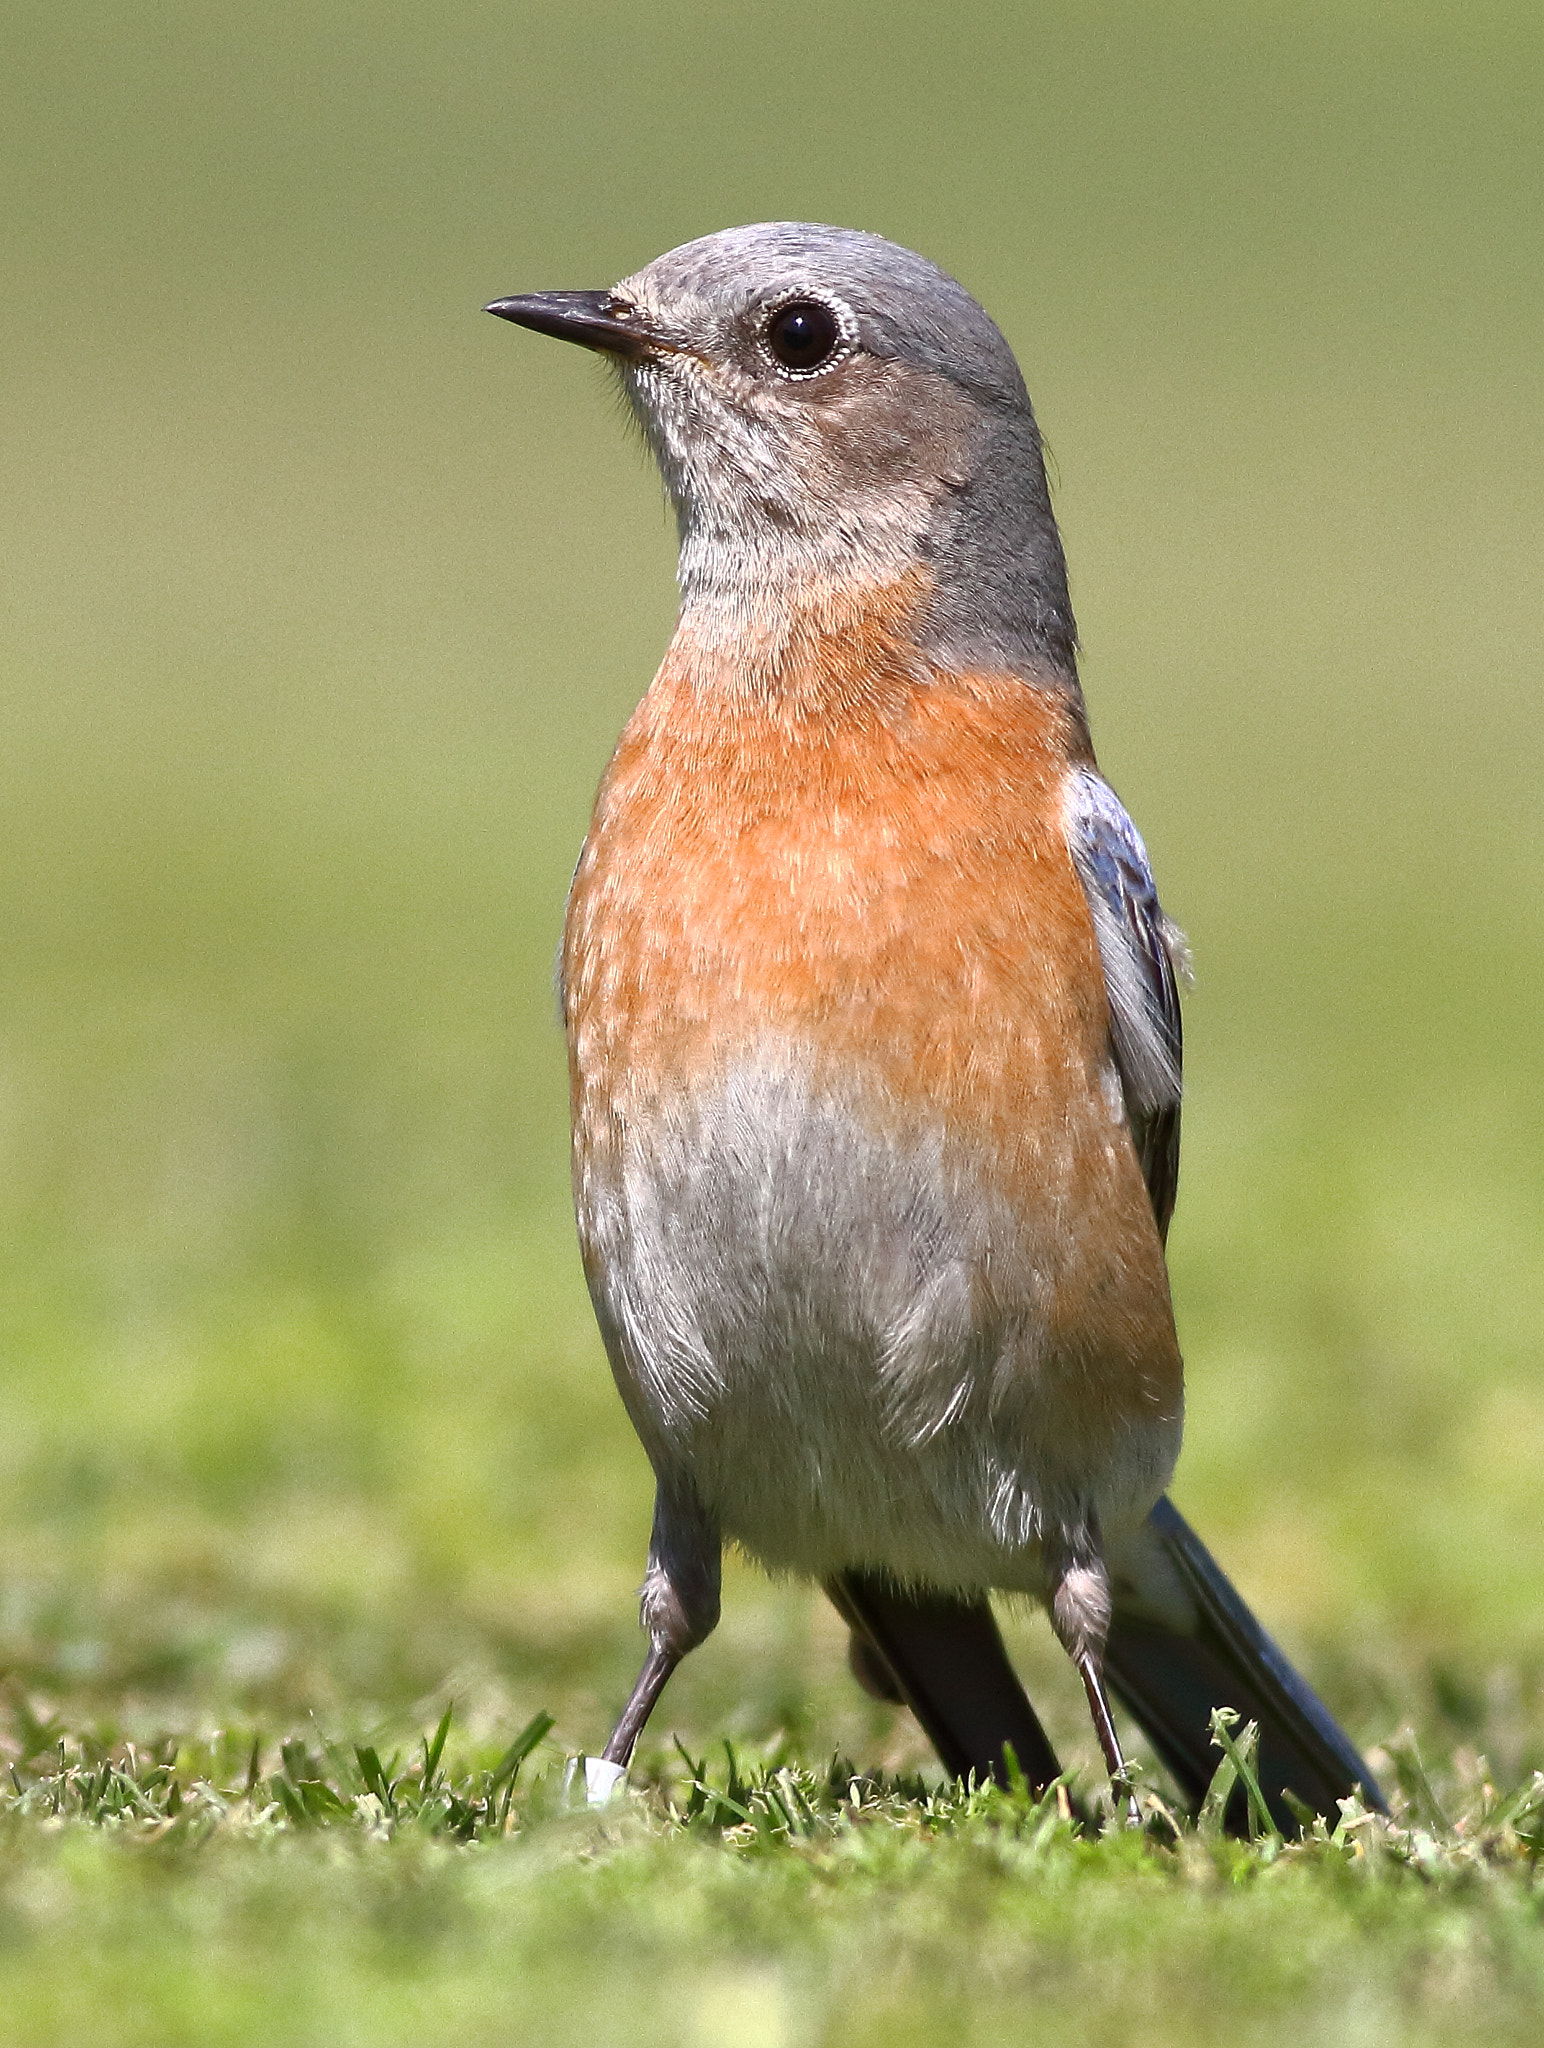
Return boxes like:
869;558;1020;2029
560;654;1178;1523
561;659;1109;1151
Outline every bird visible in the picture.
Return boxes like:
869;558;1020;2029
485;223;1383;1829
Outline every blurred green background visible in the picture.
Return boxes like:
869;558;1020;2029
1;0;1541;1794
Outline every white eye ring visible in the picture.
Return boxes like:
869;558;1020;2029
759;294;858;379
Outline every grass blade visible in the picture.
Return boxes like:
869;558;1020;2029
420;1705;454;1793
1208;1709;1278;1841
489;1712;555;1793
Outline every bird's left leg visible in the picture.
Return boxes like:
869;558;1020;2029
601;1476;721;1768
1046;1516;1141;1826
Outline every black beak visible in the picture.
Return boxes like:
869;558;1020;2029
483;290;671;359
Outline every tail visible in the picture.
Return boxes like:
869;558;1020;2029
827;1569;1061;1790
829;1497;1385;1831
1104;1495;1386;1828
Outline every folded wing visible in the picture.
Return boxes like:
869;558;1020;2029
1065;767;1186;1238
1065;767;1383;1819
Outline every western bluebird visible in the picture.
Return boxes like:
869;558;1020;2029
487;224;1382;1826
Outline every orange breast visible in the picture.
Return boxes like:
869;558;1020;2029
563;573;1182;1461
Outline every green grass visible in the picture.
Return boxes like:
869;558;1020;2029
0;1708;1541;2047
2;0;1543;2039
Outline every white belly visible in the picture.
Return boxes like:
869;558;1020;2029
576;1052;1179;1589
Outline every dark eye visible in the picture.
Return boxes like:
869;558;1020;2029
764;299;844;374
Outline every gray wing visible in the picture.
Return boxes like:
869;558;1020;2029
1065;769;1186;1239
1065;778;1386;1824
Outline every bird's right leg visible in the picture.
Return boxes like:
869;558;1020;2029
601;1478;721;1767
1045;1517;1141;1827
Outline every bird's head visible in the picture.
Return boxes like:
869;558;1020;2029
488;223;1077;683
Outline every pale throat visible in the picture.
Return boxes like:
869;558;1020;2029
627;370;960;664
663;539;942;696
672;520;933;656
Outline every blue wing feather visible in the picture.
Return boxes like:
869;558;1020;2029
1064;770;1185;1238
